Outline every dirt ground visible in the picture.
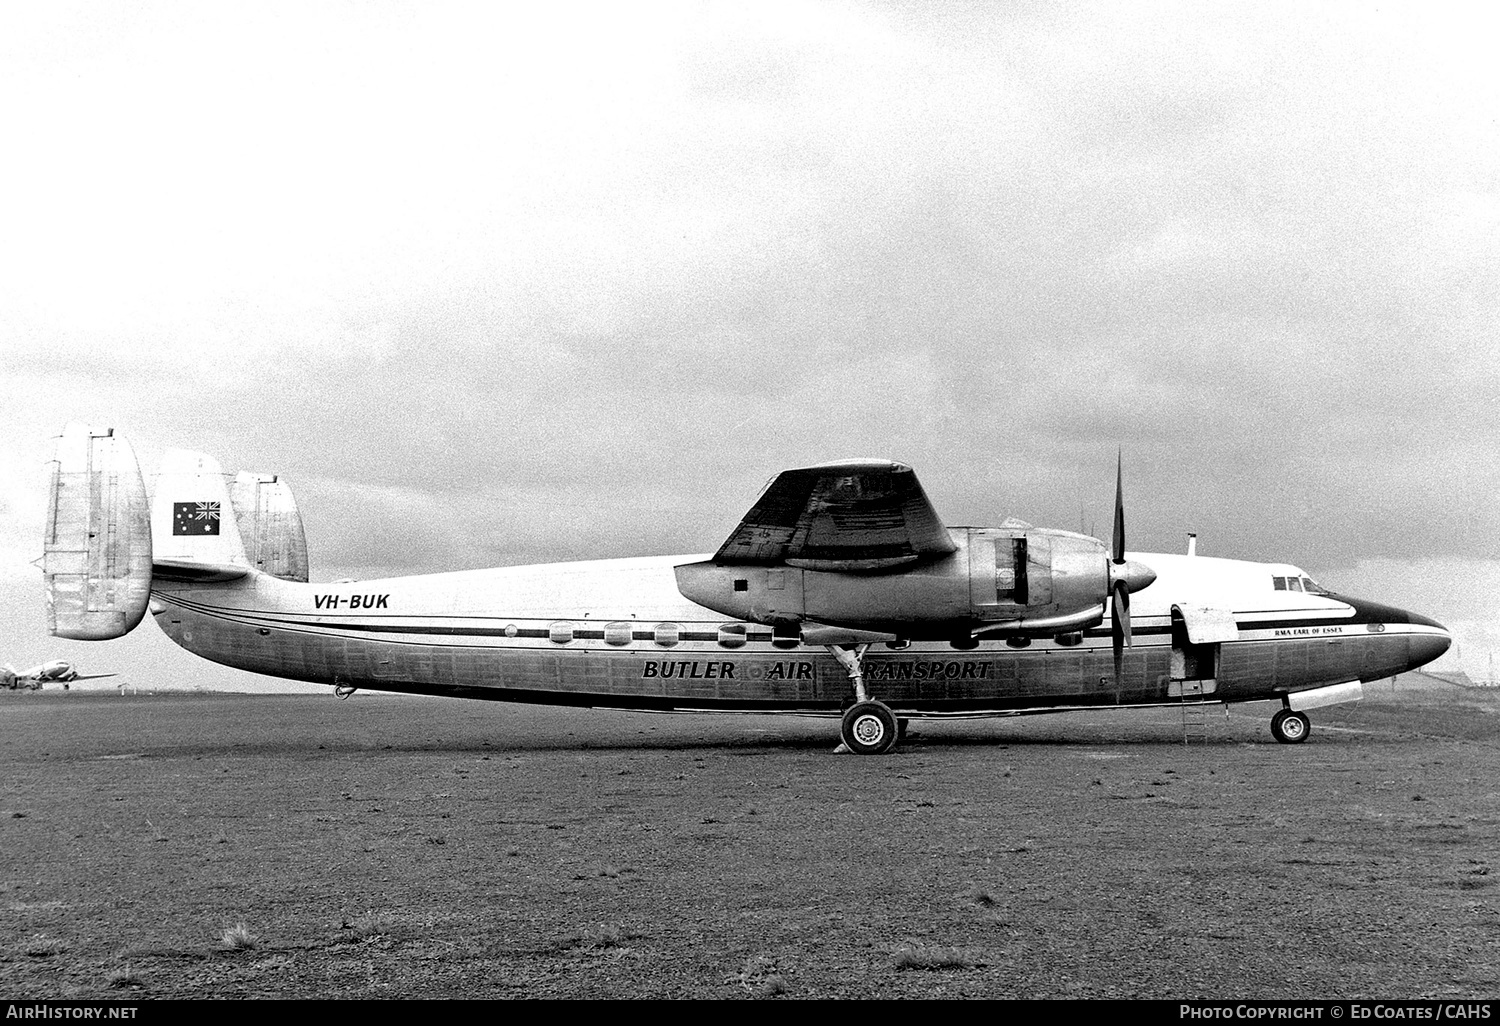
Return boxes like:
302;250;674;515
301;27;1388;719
2;680;1497;999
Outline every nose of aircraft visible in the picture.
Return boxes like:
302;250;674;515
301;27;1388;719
1404;611;1452;671
1335;595;1451;674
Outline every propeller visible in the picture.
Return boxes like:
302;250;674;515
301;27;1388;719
1108;452;1157;687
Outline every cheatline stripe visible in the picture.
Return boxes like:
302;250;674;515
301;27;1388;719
148;592;1430;654
156;591;1361;634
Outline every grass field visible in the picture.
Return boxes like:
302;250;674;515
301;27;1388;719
2;680;1497;999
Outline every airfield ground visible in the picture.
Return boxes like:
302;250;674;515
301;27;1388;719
1;678;1497;1000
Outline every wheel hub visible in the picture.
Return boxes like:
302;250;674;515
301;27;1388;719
853;715;886;746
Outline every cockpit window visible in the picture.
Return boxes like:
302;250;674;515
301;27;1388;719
1274;574;1329;594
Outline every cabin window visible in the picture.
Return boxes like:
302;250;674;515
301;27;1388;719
717;623;747;648
1006;636;1031;648
603;622;633;646
504;624;519;638
548;621;574;644
950;637;979;650
1055;632;1083;647
1272;576;1287;591
653;622;681;647
733;579;749;592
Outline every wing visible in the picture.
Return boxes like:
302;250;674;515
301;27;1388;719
712;460;957;571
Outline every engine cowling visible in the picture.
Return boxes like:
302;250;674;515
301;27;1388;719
674;526;1133;640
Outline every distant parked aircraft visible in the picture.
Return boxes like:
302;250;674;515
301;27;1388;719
1;660;116;691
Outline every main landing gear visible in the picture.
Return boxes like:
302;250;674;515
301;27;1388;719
1270;707;1311;745
828;644;900;755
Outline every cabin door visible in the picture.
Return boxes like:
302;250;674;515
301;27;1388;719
1168;608;1220;698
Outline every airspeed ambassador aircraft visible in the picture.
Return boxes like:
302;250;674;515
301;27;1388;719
41;423;1450;753
1;660;115;690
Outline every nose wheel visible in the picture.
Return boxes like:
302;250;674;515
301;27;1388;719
1271;708;1311;744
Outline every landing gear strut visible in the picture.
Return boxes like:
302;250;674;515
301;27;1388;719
828;644;899;755
1271;708;1311;744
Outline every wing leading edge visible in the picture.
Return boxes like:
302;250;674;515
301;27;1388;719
712;460;957;572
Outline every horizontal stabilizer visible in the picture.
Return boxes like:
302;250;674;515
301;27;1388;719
150;561;250;583
42;423;153;640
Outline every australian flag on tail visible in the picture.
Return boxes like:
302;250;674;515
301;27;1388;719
173;501;221;536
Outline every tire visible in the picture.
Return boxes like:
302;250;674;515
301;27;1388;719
1271;709;1311;744
841;701;899;755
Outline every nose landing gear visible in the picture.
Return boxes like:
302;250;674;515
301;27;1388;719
1271;708;1311;744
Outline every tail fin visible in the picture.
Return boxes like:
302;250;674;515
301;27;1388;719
41;423;153;640
230;472;310;582
150;449;251;582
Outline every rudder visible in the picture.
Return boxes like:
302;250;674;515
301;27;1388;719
230;471;310;582
41;423;153;640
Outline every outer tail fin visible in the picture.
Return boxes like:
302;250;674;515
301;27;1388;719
230;472;310;582
150;449;252;582
42;423;153;640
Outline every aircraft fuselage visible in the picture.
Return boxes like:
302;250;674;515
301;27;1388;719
148;551;1450;715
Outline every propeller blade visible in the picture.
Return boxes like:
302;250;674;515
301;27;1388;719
1111;579;1131;687
1112;449;1126;565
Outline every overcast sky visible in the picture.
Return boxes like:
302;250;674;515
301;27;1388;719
2;1;1496;691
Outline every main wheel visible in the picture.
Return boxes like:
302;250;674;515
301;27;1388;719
841;701;899;755
1271;709;1311;744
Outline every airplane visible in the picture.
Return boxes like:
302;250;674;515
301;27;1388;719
37;422;1450;753
1;660;116;690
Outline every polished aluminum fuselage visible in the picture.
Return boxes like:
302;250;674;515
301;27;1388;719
149;551;1450;714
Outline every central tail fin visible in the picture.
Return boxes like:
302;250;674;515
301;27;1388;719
150;449;252;582
152;459;310;582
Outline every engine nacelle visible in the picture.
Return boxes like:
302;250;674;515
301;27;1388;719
674;527;1115;640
